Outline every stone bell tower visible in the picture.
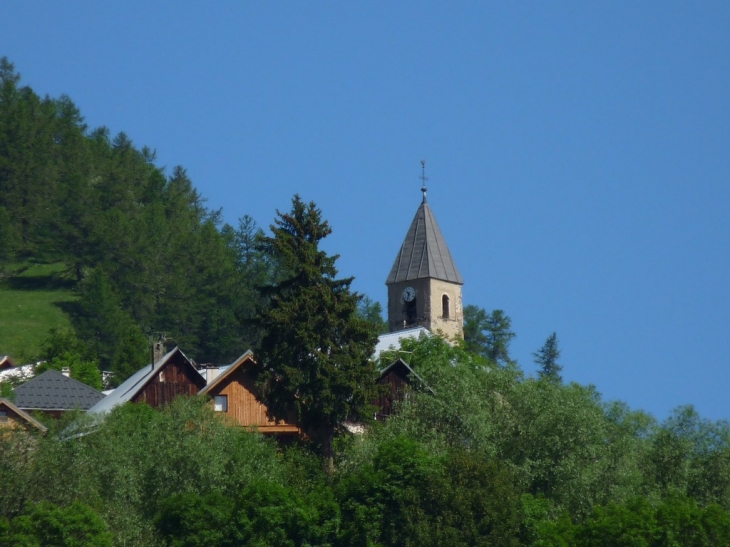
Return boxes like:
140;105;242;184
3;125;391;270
385;165;464;339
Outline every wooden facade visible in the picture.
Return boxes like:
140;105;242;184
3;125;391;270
200;352;299;435
375;358;430;421
131;351;206;408
0;398;47;433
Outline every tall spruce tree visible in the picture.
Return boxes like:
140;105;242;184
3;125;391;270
253;195;379;471
534;332;562;382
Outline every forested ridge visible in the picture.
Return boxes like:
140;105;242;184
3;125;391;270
0;58;271;380
4;58;730;546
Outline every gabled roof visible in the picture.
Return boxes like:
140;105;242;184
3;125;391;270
87;347;203;415
0;398;47;432
377;358;432;393
198;350;254;396
373;327;431;359
15;370;105;411
0;355;16;371
386;199;463;285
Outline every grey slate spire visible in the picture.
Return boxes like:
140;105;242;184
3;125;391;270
386;200;464;285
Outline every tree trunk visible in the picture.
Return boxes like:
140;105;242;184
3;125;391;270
321;428;335;475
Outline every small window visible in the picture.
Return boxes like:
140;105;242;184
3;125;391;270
442;295;450;319
0;410;7;422
214;395;228;412
158;370;165;383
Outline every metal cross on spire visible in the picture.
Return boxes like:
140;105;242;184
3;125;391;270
419;159;428;202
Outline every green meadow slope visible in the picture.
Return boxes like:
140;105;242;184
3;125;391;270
0;263;77;362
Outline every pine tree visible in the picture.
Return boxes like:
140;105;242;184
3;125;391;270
463;305;516;365
253;195;379;471
534;332;562;382
357;295;388;334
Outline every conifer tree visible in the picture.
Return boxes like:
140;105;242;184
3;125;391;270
534;332;562;382
254;195;379;471
463;305;516;365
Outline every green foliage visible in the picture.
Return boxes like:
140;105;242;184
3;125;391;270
386;334;655;518
254;195;379;468
36;353;101;391
35;329;102;389
463;305;516;364
156;491;234;547
1;397;288;546
1;60;271;371
357;295;388;334
0;206;20;271
338;436;522;547
75;268;148;381
0;264;78;362
536;496;730;547
534;332;562;382
1;501;112;547
643;405;730;508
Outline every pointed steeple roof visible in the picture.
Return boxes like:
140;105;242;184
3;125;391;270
386;198;464;285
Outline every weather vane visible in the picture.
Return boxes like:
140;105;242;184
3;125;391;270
419;160;428;202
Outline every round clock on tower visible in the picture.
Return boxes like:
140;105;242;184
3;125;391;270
384;179;464;339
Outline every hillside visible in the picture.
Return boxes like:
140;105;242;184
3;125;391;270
0;263;77;361
0;57;269;377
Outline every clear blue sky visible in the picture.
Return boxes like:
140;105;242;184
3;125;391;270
2;2;729;422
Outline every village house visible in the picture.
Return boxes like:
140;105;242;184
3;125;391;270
14;369;106;418
0;397;47;434
199;351;299;435
88;345;206;415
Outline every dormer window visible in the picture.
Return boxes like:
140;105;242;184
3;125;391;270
442;294;450;319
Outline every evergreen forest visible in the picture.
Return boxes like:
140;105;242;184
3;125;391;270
3;58;730;546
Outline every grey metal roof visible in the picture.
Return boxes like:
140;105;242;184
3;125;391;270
87;346;202;415
386;199;464;285
15;370;106;411
373;327;431;359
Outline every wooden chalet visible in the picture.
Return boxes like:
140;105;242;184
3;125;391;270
0;398;47;434
88;347;206;415
199;351;299;436
375;358;431;421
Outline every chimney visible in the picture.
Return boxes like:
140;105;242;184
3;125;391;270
152;341;165;369
61;367;71;378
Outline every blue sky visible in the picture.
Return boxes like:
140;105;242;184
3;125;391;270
2;2;729;421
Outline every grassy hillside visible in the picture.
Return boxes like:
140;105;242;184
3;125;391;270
0;263;77;362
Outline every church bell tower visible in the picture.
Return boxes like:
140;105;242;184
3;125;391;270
385;165;464;339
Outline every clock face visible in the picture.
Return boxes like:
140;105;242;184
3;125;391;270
402;286;416;302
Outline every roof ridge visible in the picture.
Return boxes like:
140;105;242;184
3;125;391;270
24;369;104;394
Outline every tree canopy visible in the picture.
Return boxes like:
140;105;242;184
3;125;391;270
253;195;379;470
0;57;275;380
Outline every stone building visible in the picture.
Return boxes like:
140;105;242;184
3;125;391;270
385;186;464;340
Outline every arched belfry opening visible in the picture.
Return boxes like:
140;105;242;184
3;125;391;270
384;164;464;339
403;297;417;327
